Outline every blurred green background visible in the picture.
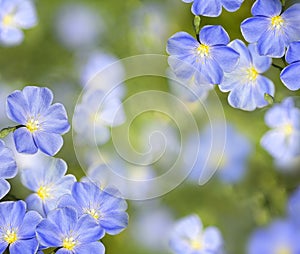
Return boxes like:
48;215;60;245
1;0;300;253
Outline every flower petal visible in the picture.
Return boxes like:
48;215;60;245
75;215;104;242
74;242;105;254
10;238;39;254
285;41;300;64
210;46;240;73
13;128;38;154
222;0;244;12
257;29;286;57
280;62;300;91
18;211;42;238
166;32;198;56
6;90;29;124
241;17;269;43
251;0;282;16
33;131;63;156
199;25;229;46
0;179;10;200
36;219;62;247
0;27;24;46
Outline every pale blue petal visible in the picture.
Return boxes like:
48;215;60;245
57;195;81;215
0;141;17;179
75;215;104;242
182;0;193;2
0;27;24;46
253;76;275;108
265;104;290;128
251;0;282;16
0;179;10;200
241;17;269;43
100;211;128;235
56;249;71;254
199;25;229;46
0;241;8;253
257;29;286;57
228;83;257;111
73;242;105;254
249;44;272;73
203;227;223;251
13;128;38;154
191;0;222;17
33;132;63;156
168;56;196;81
261;130;287;159
40;103;70;134
210;46;240;72
13;0;38;29
228;39;251;67
36;219;62;247
282;4;300;43
43;158;68;183
9;200;26;228
23;86;53;116
18;211;42;238
167;32;199;56
26;194;46;217
6;90;29;124
47;208;77;235
222;0;244;12
198;58;223;84
10;238;39;254
280;63;300;91
285;41;300;64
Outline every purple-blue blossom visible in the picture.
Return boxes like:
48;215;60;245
182;0;244;17
6;86;70;156
0;200;42;254
0;140;17;199
261;97;300;161
241;0;300;57
21;157;76;217
36;207;105;253
219;40;274;111
167;26;239;85
169;214;223;254
247;220;300;254
287;187;300;226
58;181;128;236
0;0;38;46
280;41;300;91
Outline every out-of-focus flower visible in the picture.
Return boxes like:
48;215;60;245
247;220;300;254
182;0;244;17
73;88;126;146
167;26;239;85
36;207;105;253
241;0;300;57
280;41;300;91
261;97;300;161
0;140;17;199
131;203;174;251
287;187;300;226
219;39;274;111
21;157;76;217
0;0;37;46
79;51;126;99
169;214;223;254
58;181;128;236
6;86;70;156
168;68;214;102
130;3;169;53
54;3;104;50
186;123;252;184
0;200;42;254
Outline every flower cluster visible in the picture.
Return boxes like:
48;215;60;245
0;86;129;253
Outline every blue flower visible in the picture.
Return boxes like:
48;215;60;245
241;0;300;57
280;41;300;91
0;200;42;254
169;214;223;254
186;123;252;184
6;86;70;156
219;40;274;111
167;26;239;85
248;220;300;254
58;181;128;236
0;140;17;199
182;0;244;17
73;88;126;145
20;157;76;217
36;207;105;253
0;0;38;46
287;187;300;226
261;97;300;161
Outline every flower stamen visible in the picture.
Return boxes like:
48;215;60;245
197;44;210;58
271;16;284;30
26;118;40;133
63;237;77;250
3;229;18;244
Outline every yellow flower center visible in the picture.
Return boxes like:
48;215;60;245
276;246;291;254
85;208;100;220
2;14;14;26
246;66;259;82
283;123;293;136
271;15;284;29
26;118;40;133
190;238;203;250
3;229;18;244
37;185;51;200
63;237;77;250
197;44;210;58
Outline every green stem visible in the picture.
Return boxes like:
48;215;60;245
0;125;24;139
271;63;283;71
